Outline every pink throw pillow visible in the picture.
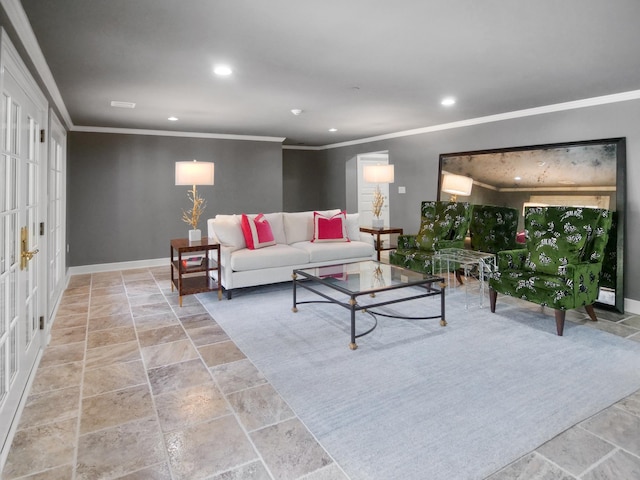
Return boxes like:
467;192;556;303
241;214;276;249
312;211;350;242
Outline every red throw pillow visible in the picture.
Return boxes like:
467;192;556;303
312;211;350;242
241;214;276;249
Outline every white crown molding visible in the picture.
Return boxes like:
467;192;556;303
282;144;324;151
72;125;285;143
293;89;640;151
1;0;74;129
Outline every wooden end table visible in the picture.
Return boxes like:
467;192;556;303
170;237;222;306
360;226;404;261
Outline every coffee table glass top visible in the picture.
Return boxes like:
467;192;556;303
294;260;442;295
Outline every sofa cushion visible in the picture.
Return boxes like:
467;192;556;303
241;213;276;249
229;244;310;272
312;211;349;242
262;212;286;244
212;215;246;249
283;209;340;244
291;240;374;263
345;213;361;241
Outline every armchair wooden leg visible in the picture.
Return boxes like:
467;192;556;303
554;310;566;336
585;304;598;322
489;288;497;313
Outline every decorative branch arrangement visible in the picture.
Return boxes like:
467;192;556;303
181;186;206;230
372;185;385;218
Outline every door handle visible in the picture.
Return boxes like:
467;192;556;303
20;226;39;270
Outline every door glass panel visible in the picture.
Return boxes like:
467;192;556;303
10;101;18;156
9;324;17;380
2;93;9;151
8;213;16;266
28;117;34;161
0;276;5;336
0;218;4;274
9;156;16;210
9;268;15;326
0;343;5;403
0;154;5;211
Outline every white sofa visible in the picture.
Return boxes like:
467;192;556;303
207;209;375;298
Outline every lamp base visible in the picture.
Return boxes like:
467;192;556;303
188;229;202;242
372;218;384;229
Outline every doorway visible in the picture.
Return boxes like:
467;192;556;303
357;151;390;227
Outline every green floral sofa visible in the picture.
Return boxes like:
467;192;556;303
489;206;612;336
389;201;472;274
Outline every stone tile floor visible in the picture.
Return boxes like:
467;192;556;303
2;267;640;479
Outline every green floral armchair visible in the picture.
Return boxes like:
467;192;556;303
389;201;472;274
489;206;612;336
469;204;519;254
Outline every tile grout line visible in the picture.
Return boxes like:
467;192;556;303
130;270;180;480
70;273;94;480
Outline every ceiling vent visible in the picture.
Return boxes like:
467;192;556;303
110;101;136;108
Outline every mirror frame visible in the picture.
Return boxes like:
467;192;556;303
438;137;626;312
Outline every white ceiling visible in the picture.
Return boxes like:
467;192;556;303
14;0;640;146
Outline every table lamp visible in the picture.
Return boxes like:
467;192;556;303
363;164;394;228
441;173;473;201
175;160;215;242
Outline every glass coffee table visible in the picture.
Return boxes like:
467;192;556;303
292;261;445;350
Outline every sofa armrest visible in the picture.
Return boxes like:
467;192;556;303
496;248;527;271
207;218;218;242
436;239;466;250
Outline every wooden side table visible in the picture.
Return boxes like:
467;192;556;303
170;237;222;306
360;227;404;261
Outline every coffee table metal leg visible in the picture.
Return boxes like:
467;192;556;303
440;282;447;326
291;273;298;313
349;297;358;350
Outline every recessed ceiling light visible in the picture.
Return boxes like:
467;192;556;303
514;176;522;181
441;97;456;106
168;116;178;121
110;100;136;108
329;128;337;132
213;64;232;76
558;180;576;185
291;109;303;116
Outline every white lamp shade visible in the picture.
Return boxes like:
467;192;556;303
363;164;394;183
175;160;215;186
441;173;473;196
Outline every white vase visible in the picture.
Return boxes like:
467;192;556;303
188;229;202;242
372;217;384;229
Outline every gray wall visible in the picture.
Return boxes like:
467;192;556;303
68;132;282;266
309;100;639;302
282;148;325;211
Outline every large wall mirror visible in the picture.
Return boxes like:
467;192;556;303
438;138;626;312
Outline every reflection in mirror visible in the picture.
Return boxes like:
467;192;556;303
438;138;626;312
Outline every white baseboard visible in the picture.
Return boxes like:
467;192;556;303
67;257;169;275
625;298;640;315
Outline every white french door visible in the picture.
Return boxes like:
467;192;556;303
0;32;48;462
48;112;66;318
